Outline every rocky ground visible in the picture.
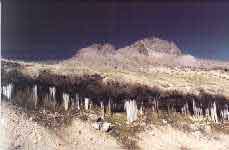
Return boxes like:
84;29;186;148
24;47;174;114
138;124;229;150
0;102;120;150
1;101;229;150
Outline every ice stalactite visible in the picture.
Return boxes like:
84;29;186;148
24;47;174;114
75;93;80;110
139;101;144;116
84;98;90;110
205;108;210;119
192;100;197;117
32;85;38;108
181;102;189;116
48;86;57;110
107;99;112;115
89;102;92;110
62;93;70;111
197;106;203;118
224;104;229;120
221;104;229;121
124;99;138;123
2;83;13;100
192;100;203;118
100;101;105;119
49;87;56;100
210;101;218;123
152;98;158;112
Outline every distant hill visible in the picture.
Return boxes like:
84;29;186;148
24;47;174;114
70;37;228;71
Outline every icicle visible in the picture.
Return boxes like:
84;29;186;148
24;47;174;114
75;93;80;110
49;87;56;100
139;101;144;115
2;86;5;97
181;102;189;116
113;103;116;111
100;101;105;119
192;100;202;118
222;104;229;120
152;98;157;112
210;101;218;123
89;102;92;110
226;104;229;120
199;107;203;117
84;98;90;110
107;98;112;115
192;100;197;117
62;93;69;111
124;99;138;123
33;85;38;108
2;83;13;100
205;108;210;119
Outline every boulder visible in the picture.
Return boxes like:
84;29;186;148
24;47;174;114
92;118;112;132
101;122;112;132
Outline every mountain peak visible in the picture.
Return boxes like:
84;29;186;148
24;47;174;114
130;37;182;55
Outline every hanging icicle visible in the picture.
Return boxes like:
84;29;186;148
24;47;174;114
181;102;189;116
107;98;112;115
192;100;203;118
210;101;218;123
49;87;56;100
84;98;90;110
75;93;80;110
152;98;157;112
222;104;229;121
139;101;144;116
32;85;38;108
2;83;13;100
89;102;92;110
192;99;197;117
124;99;138;123
62;93;70;111
225;104;229;120
100;101;105;119
205;107;210;119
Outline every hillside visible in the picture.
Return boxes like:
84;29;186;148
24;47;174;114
2;37;229;150
2;37;229;98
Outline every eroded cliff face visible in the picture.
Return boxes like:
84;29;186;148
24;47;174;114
1;61;229;124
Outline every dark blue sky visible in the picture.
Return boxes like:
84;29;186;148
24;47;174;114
2;1;229;60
